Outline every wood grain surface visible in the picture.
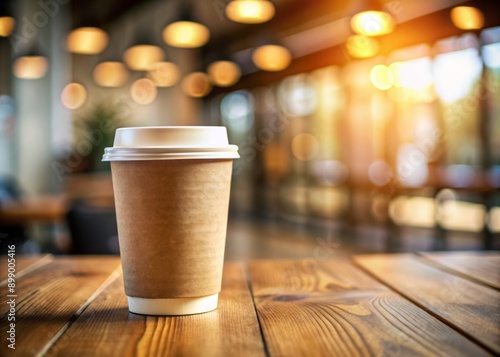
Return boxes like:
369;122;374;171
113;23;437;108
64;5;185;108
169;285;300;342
0;256;121;357
0;254;53;284
354;254;500;355
420;251;500;289
248;259;490;357
2;254;499;357
47;263;265;357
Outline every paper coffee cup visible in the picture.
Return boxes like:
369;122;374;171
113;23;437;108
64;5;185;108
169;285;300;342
103;127;239;315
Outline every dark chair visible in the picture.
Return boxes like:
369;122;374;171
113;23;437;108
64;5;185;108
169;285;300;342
66;200;120;255
0;176;26;254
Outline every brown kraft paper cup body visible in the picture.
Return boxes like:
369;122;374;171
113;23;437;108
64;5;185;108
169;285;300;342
111;159;233;299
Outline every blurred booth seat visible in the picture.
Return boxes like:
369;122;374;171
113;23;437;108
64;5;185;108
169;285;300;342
0;176;27;253
66;199;119;255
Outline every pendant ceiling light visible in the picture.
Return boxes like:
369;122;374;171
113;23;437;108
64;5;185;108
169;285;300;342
225;0;275;24
93;31;130;87
351;11;395;36
163;2;210;48
450;6;484;30
207;60;241;87
345;35;379;58
0;16;15;37
0;3;15;37
350;0;395;37
124;44;165;71
163;21;210;48
252;44;291;72
93;61;129;87
66;27;109;55
147;61;181;87
13;44;49;79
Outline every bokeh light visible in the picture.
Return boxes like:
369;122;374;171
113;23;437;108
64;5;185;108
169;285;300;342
291;133;319;161
93;61;129;87
163;21;210;48
0;16;15;37
433;48;482;103
346;35;379;58
130;78;158;105
396;143;428;187
66;27;108;55
351;11;395;37
181;72;212;98
368;160;392;186
221;91;254;132
370;64;393;90
389;196;436;227
438;200;486;232
147;61;180;87
488;207;500;232
450;6;484;30
225;0;275;24
61;83;87;109
252;45;292;72
313;160;348;186
308;187;349;217
482;43;500;69
282;78;317;116
389;58;433;90
13;56;48;79
123;45;165;71
208;61;241;87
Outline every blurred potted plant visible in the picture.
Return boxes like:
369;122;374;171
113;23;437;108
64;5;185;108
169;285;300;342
73;102;124;172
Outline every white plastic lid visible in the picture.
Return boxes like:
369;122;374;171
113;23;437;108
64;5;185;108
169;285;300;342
102;126;239;161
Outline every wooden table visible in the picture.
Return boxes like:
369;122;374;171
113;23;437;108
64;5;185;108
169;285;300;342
0;195;67;224
0;252;498;356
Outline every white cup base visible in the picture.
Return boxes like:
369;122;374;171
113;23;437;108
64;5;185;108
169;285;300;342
127;294;219;316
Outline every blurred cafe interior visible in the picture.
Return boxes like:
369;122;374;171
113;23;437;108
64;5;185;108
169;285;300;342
0;0;499;258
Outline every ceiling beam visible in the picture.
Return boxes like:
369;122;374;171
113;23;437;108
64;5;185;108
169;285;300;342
209;0;500;96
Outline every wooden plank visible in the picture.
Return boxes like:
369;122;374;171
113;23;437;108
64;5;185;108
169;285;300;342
47;263;265;357
0;256;121;357
0;254;54;284
419;251;500;290
354;254;500;355
249;259;490;357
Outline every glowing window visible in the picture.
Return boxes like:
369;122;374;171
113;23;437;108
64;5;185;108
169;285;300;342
433;48;482;103
482;43;500;69
389;57;432;90
221;91;254;133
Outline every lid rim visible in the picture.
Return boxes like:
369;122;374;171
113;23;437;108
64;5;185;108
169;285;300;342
103;152;240;161
106;145;239;150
